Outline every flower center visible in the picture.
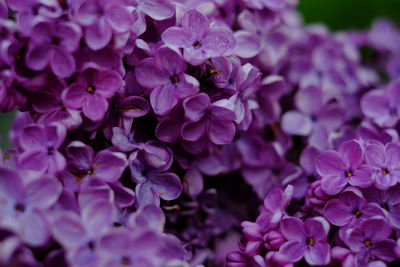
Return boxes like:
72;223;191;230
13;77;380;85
47;147;55;155
382;168;390;175
86;85;95;94
193;41;201;49
87;168;94;175
52;36;61;45
364;239;372;247
353;209;363;217
345;171;353;177
121;257;131;265
306;237;314;246
170;75;180;84
15;203;25;212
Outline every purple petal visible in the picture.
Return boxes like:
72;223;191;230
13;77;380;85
155;47;186;75
142;141;172;169
304;242;330;265
137;0;174;20
373;240;397;262
106;6;133;33
338;140;363;169
18;151;48;174
280;217;305;241
25;177;62;209
135;58;169;88
234;30;262;58
361;217;392;242
20;125;45;151
82;200;114;235
19;210;50;246
93;151;127;182
304;218;329;241
320;175;348;195
161;27;192;48
316;150;346;177
93;70;122;98
182;9;209;41
129;204;165;232
62;83;87;109
295;86;323;115
349;165;373;188
202;27;236;57
52;212;88;247
26;45;52;71
51;48;75;78
0;168;23;203
181;120;207;142
85;20;112;51
183;167;203;197
99;229;129;255
82;94;108;121
135;182;159;208
149;173;182;201
323;199;353;226
279;240;305;262
208;119;235;145
183;93;210;121
150;85;179;116
365;143;385;168
67;141;94;170
386;142;400;167
281;111;313;136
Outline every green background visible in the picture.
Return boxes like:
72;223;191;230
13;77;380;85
1;0;399;149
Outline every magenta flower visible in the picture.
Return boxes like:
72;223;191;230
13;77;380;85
130;157;182;208
74;0;134;50
62;67;122;121
347;217;396;263
365;142;400;189
0;168;62;246
64;141;128;191
135;47;199;116
26;21;81;78
18;124;66;176
162;9;236;66
323;190;384;228
182;93;236;145
316;140;373;195
279;216;331;265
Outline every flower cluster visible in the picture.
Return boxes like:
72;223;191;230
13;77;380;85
1;0;400;266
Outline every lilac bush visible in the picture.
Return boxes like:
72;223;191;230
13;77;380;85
1;0;400;266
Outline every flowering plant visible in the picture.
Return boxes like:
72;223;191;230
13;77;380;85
1;0;400;266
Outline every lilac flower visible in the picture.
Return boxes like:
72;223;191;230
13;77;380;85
64;141;128;191
323;190;384;228
347;217;396;263
363;185;400;229
130;157;182;208
135;47;199;115
31;82;82;129
128;0;175;21
365;141;400;189
74;0;134;50
316;140;373;195
62;67;122;121
52;199;115;266
279;217;331;265
182;93;236;145
26;21;81;78
162;9;236;65
18;124;66;176
0;168;62;246
361;79;400;128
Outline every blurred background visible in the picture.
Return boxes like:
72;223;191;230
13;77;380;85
1;0;400;149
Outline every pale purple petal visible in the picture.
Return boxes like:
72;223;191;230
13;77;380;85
161;27;192;48
208;119;235;145
25;177;62;209
93;151;127;182
150;85;179;116
183;93;210;121
279;240;305;262
323;199;353;226
304;242;330;265
51;48;75;78
52;212;88;247
149;173;182;201
82;200;114;236
82;94;108;121
85;20;112;51
338;140;363;169
26;45;52;71
316;151;346;177
321;175;348;195
106;6;133;33
281;111;313;136
137;0;175;20
135;58;169;88
19;210;50;246
280;217;306;241
182;9;209;41
234;30;262;58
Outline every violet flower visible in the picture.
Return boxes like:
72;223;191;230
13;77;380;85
279;216;331;265
365;141;400;189
18;124;66;176
347;217;396;263
135;47;199;116
162;9;236;66
73;0;134;50
62;67;123;122
181;93;236;145
0;168;62;246
316;139;373;195
26;21;81;78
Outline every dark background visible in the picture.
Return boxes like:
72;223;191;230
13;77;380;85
1;0;399;149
